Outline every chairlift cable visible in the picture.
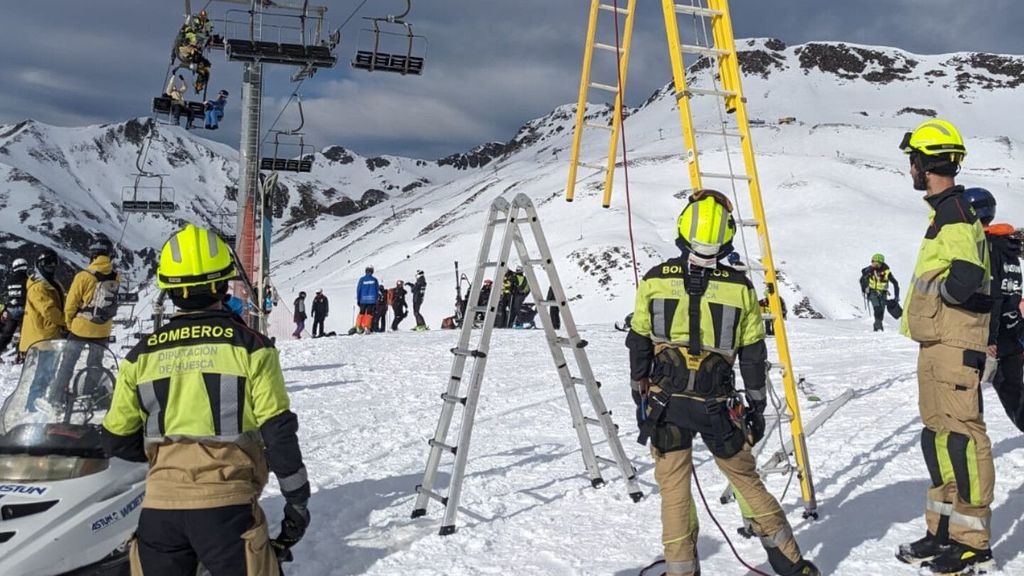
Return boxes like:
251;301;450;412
339;0;372;31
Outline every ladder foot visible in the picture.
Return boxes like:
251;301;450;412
439;525;457;536
590;478;606;489
411;508;427;519
629;491;644;503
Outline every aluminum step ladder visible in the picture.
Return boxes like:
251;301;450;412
411;193;643;535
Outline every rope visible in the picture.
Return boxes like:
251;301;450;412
611;0;640;287
691;468;773;576
339;0;372;31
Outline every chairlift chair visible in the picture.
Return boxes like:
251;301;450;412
260;96;314;172
352;0;427;75
121;174;176;213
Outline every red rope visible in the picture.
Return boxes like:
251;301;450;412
691;468;773;576
611;0;640;287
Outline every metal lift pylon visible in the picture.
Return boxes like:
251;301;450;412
411;193;643;535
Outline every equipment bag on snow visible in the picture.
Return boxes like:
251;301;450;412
886;298;903;319
78;271;121;324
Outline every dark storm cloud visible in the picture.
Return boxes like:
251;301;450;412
1;1;1020;159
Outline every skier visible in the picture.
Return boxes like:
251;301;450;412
224;294;245;319
54;238;121;394
497;270;514;328
101;224;310;574
356;266;379;334
897;120;995;573
310;289;329;338
204;89;229;130
21;249;66;411
964;187;1024;432
292;291;307;339
859;253;900;331
373;284;388;332
390;280;408;331
411;270;427;331
508;266;530;328
547;286;560;330
0;257;29;360
627;190;819;576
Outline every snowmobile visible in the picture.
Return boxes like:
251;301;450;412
0;339;146;576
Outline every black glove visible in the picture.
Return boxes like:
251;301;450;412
271;501;310;562
745;411;766;445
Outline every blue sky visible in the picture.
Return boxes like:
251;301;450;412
0;1;1019;159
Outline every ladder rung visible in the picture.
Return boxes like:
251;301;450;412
482;261;501;268
679;44;730;58
595;455;618;466
700;171;751;181
569;376;601;388
577;161;608;171
676;87;737;100
487;219;505;226
584;122;613;131
747;262;768;272
598;3;630;15
695;128;743;138
738;218;761;228
555;337;588;349
589;81;620;94
523;258;548;266
537;299;559;306
441;393;467;405
451;347;486;358
594;42;623;54
415;486;449;505
471;305;490;313
583;416;606;427
674;4;722;17
428;439;458;454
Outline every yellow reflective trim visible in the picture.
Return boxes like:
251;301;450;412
936;431;955;485
966;436;980;505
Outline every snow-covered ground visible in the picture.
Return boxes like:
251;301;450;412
5;313;1018;575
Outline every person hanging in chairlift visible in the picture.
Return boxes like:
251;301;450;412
174;11;214;94
204;90;229;130
164;74;193;129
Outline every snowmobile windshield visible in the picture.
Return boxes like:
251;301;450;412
0;340;117;461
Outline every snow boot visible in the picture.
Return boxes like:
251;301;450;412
921;542;994;575
897;532;950;565
787;560;821;576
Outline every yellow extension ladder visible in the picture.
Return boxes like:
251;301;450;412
566;0;819;518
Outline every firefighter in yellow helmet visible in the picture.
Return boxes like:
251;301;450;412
627;191;819;576
896;120;996;573
102;225;309;575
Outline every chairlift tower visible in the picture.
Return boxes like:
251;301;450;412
204;0;338;332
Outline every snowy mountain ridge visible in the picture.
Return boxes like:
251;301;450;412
1;40;1023;335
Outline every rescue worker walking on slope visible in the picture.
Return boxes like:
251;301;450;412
860;253;900;331
102;224;310;575
896;119;996;573
627;190;819;576
963;187;1024;432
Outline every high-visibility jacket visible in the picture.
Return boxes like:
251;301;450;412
901;186;991;350
102;310;308;510
64;256;120;339
627;257;767;401
19;274;65;353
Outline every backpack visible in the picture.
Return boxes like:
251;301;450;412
79;271;121;324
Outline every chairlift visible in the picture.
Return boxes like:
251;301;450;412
260;96;314;173
121;174;176;213
352;0;427;75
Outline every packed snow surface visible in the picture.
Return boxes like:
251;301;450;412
5;316;1019;575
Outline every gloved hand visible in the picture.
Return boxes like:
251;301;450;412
271;501;310;562
745;411;766;445
631;378;650;427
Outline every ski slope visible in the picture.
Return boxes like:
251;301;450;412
5;315;1018;575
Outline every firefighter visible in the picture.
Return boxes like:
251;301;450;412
102;225;310;575
860;253;900;331
627;190;819;576
896;120;995;574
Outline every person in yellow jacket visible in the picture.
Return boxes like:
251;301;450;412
896;119;996;574
102;225;310;575
54;238;122;396
20;249;66;411
627;190;819;576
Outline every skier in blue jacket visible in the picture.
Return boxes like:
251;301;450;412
204;90;229;130
355;266;379;334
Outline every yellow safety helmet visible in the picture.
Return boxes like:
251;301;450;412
899;119;967;164
676;189;736;258
157;224;236;289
